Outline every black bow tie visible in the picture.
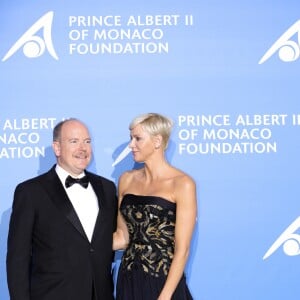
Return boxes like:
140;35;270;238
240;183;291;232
65;175;89;189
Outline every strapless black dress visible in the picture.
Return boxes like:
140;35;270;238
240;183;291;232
116;194;193;300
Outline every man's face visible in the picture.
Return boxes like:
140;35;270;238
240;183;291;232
53;120;92;176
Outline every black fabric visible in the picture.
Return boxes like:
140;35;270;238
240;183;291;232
6;166;117;300
116;194;193;300
65;175;89;188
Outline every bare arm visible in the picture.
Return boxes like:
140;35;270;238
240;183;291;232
158;175;197;300
112;172;130;250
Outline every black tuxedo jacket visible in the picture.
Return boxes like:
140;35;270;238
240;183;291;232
7;165;118;300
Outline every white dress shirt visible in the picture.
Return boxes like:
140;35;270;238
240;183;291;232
55;165;99;242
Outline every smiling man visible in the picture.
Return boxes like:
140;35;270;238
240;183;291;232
6;118;118;300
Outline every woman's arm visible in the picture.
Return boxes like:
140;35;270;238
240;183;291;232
112;172;130;251
158;175;197;300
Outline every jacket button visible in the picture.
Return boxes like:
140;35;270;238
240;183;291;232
90;248;95;252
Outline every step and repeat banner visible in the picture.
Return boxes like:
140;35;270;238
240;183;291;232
1;1;300;299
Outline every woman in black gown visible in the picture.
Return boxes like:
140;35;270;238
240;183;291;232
113;113;197;300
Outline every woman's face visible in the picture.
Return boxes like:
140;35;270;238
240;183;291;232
129;124;157;162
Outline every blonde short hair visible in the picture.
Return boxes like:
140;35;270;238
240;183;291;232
129;113;173;149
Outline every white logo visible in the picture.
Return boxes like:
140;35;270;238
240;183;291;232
112;145;131;167
2;11;58;62
259;20;300;64
263;216;300;259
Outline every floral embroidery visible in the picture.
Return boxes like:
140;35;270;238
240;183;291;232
120;195;176;278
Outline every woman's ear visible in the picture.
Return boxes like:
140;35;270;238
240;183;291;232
154;135;163;149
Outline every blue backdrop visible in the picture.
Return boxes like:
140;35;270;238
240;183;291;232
1;1;300;299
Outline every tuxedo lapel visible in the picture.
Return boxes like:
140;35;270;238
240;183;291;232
39;166;88;241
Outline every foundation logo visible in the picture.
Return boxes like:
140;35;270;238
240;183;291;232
112;145;131;167
259;20;300;64
2;11;58;62
263;216;300;259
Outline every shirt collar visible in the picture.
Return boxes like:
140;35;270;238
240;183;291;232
55;164;86;185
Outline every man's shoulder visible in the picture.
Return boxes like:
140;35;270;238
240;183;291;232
16;166;56;188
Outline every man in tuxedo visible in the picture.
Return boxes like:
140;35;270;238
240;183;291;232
6;118;118;300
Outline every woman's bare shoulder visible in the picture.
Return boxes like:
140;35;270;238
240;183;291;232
119;168;142;182
118;168;144;193
172;167;196;192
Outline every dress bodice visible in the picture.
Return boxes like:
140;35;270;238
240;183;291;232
120;193;176;277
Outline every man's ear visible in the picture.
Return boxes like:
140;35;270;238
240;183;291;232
52;141;60;156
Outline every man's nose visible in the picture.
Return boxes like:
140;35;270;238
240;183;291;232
78;141;88;149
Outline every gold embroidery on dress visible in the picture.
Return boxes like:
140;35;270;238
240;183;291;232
120;203;176;278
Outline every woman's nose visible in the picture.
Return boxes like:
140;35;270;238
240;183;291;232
129;140;134;148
